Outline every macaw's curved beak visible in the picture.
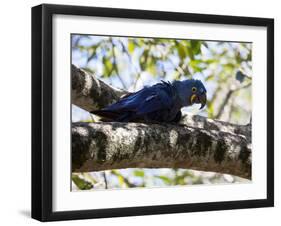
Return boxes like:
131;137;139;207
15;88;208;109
190;92;207;110
199;92;207;110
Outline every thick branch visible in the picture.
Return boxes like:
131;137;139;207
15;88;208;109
71;64;127;112
180;114;251;139
72;122;251;179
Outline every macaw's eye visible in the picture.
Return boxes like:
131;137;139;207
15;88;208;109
192;87;197;93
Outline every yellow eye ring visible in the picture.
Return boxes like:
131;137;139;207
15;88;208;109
192;87;197;93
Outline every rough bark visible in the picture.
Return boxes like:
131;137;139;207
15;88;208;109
71;64;127;112
72;122;251;179
180;114;251;140
71;64;252;179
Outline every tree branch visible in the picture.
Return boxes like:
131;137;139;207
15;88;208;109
180;114;251;139
72;122;251;179
71;64;127;112
216;82;251;119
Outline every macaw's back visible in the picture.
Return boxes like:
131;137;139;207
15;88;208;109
91;81;183;123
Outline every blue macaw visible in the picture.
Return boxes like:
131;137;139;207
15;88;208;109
92;79;207;123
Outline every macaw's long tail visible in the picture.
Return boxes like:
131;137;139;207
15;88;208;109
91;110;133;122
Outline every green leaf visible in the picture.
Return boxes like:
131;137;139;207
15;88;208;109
118;175;125;186
72;175;93;190
190;40;202;55
177;43;187;59
102;57;113;77
112;170;126;186
155;175;172;185
128;41;135;54
207;101;214;118
204;59;217;64
146;56;157;75
186;47;195;60
175;175;186;185
134;170;145;177
189;59;204;73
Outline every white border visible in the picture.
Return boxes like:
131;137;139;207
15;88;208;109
53;15;267;211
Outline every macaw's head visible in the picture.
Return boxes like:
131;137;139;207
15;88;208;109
174;79;207;109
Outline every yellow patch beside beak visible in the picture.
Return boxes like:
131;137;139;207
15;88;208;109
190;94;197;104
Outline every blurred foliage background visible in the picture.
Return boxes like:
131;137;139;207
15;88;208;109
71;34;252;191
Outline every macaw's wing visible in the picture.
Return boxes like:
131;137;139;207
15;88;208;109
135;89;173;115
102;88;152;112
91;88;152;121
92;82;175;121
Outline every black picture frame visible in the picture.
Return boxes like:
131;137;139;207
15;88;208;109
32;3;274;222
